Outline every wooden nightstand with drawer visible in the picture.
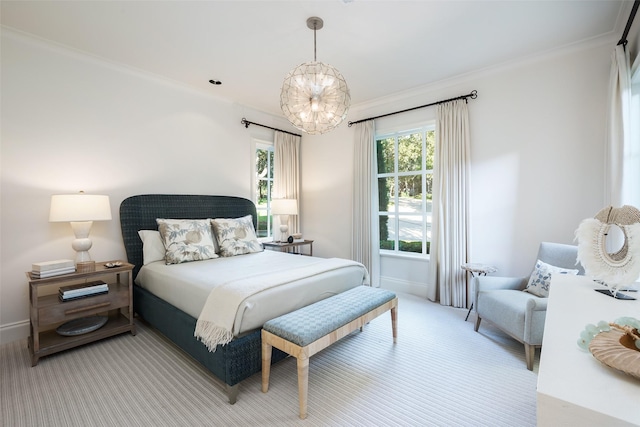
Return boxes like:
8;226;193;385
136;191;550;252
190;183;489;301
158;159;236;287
27;261;136;366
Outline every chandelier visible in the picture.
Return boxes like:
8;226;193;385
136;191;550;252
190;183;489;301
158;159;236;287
280;17;350;135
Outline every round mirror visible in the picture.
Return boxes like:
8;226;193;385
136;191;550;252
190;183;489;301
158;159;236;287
600;224;628;267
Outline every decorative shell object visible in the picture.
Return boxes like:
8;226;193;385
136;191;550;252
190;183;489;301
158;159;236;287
589;329;640;380
579;317;640;380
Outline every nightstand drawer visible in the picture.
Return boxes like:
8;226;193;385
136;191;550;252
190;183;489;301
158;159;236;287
38;286;129;324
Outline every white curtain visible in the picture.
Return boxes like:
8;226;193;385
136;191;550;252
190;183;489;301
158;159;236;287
630;56;640;210
273;131;301;234
605;45;632;208
427;99;470;307
352;120;379;286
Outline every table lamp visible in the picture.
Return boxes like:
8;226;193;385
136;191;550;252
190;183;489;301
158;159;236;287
271;199;298;243
49;192;112;266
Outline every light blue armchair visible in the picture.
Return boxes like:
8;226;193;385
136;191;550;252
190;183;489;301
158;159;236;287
473;242;584;370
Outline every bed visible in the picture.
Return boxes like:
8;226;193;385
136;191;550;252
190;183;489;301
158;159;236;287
119;194;368;403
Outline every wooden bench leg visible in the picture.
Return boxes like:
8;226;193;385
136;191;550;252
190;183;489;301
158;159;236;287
391;305;398;343
262;339;272;393
297;353;309;420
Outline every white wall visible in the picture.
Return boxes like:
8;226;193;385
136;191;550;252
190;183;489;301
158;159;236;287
0;30;294;343
302;40;612;298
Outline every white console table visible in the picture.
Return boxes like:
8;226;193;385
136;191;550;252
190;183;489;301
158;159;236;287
537;275;640;426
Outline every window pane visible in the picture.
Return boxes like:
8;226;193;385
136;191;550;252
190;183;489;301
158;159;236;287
268;149;274;177
425;174;433;199
376;138;395;174
399;214;423;253
425;130;435;171
256;206;273;238
378;177;395;212
398;175;421;200
257;179;268;205
256;149;268;179
257;213;265;237
398;133;422;172
379;214;395;250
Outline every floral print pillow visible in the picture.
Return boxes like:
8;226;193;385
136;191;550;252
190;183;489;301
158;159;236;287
524;259;579;297
210;215;263;257
156;219;218;264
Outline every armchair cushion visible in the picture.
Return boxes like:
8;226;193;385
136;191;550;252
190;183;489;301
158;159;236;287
478;289;546;345
473;276;527;310
524;259;579;297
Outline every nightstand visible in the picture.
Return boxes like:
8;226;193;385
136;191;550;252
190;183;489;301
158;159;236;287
263;240;314;256
27;261;136;366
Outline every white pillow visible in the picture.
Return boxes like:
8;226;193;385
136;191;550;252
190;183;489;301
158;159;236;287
138;230;166;265
524;259;579;297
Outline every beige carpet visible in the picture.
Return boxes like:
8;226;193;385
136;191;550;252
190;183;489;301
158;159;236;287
1;293;537;426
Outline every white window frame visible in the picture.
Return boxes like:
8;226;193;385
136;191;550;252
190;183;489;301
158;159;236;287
252;138;275;241
376;123;435;258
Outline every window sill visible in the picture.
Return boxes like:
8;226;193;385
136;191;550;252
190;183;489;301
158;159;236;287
379;251;430;261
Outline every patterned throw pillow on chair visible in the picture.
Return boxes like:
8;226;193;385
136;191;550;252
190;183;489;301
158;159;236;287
524;259;579;297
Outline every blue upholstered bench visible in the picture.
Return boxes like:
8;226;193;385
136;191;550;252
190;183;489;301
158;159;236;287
261;285;398;419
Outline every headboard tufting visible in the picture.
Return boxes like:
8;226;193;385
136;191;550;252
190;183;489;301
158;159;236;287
119;194;258;279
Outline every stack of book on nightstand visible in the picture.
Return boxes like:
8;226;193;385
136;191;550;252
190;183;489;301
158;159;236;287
31;259;76;278
59;280;109;302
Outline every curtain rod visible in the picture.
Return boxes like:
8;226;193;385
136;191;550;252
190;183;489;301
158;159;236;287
241;118;301;137
618;0;639;47
348;90;478;127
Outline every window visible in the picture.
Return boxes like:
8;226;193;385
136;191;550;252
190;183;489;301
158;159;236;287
376;125;435;256
255;141;274;239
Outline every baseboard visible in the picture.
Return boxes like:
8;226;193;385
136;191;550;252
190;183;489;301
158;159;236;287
380;276;429;299
0;320;29;345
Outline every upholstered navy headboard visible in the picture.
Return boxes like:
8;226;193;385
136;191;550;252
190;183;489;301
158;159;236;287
119;194;258;279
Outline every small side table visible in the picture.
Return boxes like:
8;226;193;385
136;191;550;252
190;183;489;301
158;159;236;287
461;263;497;322
263;240;314;256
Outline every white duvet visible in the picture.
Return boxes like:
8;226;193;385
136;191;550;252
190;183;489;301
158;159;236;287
135;250;368;338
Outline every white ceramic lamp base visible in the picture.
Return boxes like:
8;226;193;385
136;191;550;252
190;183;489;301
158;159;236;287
70;220;94;264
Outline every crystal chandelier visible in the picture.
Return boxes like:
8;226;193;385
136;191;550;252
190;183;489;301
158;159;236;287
280;17;350;135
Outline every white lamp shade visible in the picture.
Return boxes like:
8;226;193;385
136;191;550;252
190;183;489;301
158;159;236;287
271;199;298;215
49;194;112;222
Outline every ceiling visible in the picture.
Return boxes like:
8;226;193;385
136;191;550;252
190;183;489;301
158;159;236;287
1;1;630;117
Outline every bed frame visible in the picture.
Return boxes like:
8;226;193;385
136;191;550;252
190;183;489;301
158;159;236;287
119;194;287;404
